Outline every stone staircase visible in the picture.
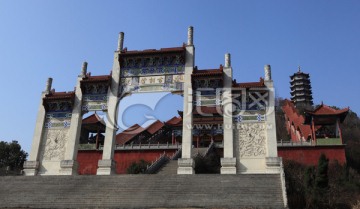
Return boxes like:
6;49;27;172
156;160;178;175
0;174;285;209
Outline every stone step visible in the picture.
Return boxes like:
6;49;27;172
156;160;178;175
0;174;285;208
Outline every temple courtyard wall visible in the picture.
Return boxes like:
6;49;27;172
76;145;345;175
78;149;177;174
278;145;346;166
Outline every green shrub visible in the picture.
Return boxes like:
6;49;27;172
126;159;150;174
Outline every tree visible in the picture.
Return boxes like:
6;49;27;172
275;97;291;141
194;148;221;174
283;160;307;209
341;110;360;171
302;166;318;209
304;154;329;208
0;140;28;175
304;166;315;194
126;159;150;174
315;154;329;190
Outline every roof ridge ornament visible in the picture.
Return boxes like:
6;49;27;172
81;61;88;77
225;53;231;68
45;77;53;93
264;65;271;81
117;32;124;52
187;26;193;46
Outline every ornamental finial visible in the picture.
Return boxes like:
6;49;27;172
117;32;124;51
225;53;231;68
264;64;272;81
298;65;301;72
45;77;53;92
81;61;88;77
187;26;193;46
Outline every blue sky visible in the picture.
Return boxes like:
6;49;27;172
1;1;359;153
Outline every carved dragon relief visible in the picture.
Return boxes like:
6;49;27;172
41;129;69;161
237;122;266;158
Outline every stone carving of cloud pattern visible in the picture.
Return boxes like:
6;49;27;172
43;129;68;161
239;123;266;157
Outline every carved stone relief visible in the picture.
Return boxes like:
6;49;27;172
82;82;108;95
237;122;266;158
40;129;69;161
120;54;185;77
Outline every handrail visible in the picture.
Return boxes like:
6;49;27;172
170;148;182;160
87;143;181;150
145;152;169;174
279;159;288;208
192;143;214;158
115;143;181;150
204;141;215;156
78;144;97;150
277;140;312;147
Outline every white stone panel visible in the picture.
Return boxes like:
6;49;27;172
235;122;267;173
238;123;266;158
38;128;69;175
38;160;62;175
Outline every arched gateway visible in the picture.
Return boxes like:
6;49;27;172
23;27;282;176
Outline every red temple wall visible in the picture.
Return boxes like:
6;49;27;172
77;146;346;174
113;150;176;174
77;150;103;175
77;149;177;175
278;146;346;166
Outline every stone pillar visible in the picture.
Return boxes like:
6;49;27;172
225;53;231;68
178;26;195;174
23;78;52;176
81;61;87;77
117;32;124;52
337;118;344;144
264;64;271;81
45;77;52;92
172;131;175;145
60;62;87;175
264;65;281;173
97;34;122;175
335;118;339;138
187;26;193;46
221;53;236;174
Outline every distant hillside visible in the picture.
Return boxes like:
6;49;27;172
341;110;360;170
276;98;360;209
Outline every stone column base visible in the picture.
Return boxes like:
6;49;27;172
97;159;116;175
220;158;237;174
23;161;39;176
60;160;79;175
177;158;194;174
265;157;281;174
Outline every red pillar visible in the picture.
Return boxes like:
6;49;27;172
95;128;100;149
311;118;316;145
172;131;175;145
337;119;344;144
